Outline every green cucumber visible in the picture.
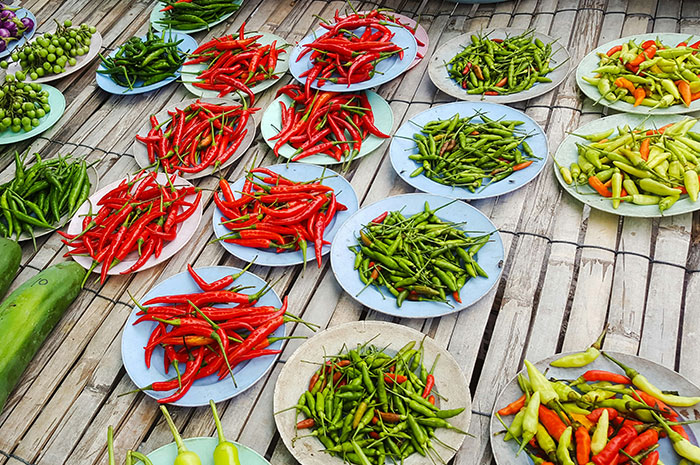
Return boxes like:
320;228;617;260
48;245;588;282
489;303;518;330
0;261;85;412
0;237;21;300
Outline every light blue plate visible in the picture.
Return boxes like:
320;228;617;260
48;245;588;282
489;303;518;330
121;266;284;407
330;193;504;319
96;31;197;95
260;91;393;165
0;8;36;58
135;437;271;465
390;101;548;200
150;1;242;33
213;164;359;266
288;23;417;92
0;84;65;145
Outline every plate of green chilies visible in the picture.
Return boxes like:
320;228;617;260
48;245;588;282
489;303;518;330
96;29;197;95
576;33;700;114
150;0;242;34
390;101;548;200
428;28;571;103
490;350;700;465
273;320;471;465
330;193;504;319
554;114;700;217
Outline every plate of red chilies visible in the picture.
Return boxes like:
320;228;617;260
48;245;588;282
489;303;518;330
212;163;359;267
182;28;290;100
260;87;393;165
121;265;291;406
64;171;202;282
288;12;418;92
133;98;257;180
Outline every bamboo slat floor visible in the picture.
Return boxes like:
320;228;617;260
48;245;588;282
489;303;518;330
0;1;698;465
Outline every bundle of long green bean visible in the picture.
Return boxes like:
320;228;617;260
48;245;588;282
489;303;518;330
351;202;492;307
290;340;467;464
156;0;240;31
0;151;91;240
447;29;558;95
98;27;185;89
409;113;539;191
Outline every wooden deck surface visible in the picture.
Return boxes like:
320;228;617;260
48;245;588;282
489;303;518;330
0;1;698;464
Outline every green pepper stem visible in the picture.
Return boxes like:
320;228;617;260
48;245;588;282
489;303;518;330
160;405;188;453
601;351;639;379
210;400;226;445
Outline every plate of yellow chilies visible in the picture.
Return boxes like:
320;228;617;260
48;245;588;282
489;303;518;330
554;114;700;217
577;33;700;114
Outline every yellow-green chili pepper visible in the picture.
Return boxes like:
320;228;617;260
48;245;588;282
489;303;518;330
653;412;700;463
556;426;576;465
536;423;557;461
503;409;525;441
523;360;559;405
659;195;679;213
604;352;700;407
590;408;609;455
160;405;203;465
623;179;639;196
560;166;573;184
613;161;652;178
684;170;699;201
210;400;241;465
552;381;581;401
551;328;606;367
612;171;623;209
638;178;681;197
517;391;540;456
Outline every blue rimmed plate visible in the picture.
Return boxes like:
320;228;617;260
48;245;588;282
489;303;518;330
390;101;548;199
330;193;504;319
0;8;36;58
96;31;197;95
288;23;417;92
213;163;359;266
121;266;284;407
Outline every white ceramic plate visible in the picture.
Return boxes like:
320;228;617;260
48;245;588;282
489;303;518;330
182;31;290;99
429;28;570;103
491;351;700;465
67;172;202;275
132;98;256;180
274;320;471;465
132;437;271;465
8;31;103;83
576;33;700;115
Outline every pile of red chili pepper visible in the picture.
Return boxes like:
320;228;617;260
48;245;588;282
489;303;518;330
295;10;405;87
358;10;425;61
272;84;389;163
59;171;201;284
215;167;347;268
136;100;258;175
183;22;287;100
495;336;700;465
130;265;315;404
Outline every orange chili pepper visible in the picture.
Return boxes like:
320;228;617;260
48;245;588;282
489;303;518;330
640;138;650;160
589;176;613;197
497;394;526;416
576;425;592;465
678;80;692;106
633;87;646;107
513;160;534;171
614;77;636;94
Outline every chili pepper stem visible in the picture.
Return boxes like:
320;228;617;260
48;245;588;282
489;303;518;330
107;425;115;465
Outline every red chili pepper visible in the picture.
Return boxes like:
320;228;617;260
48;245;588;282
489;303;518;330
581;370;631;384
592;425;637;465
383;373;407;384
497;394;526;416
621;429;658;463
422;374;435;398
587;407;618;423
538;405;568;441
576;426;592;465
